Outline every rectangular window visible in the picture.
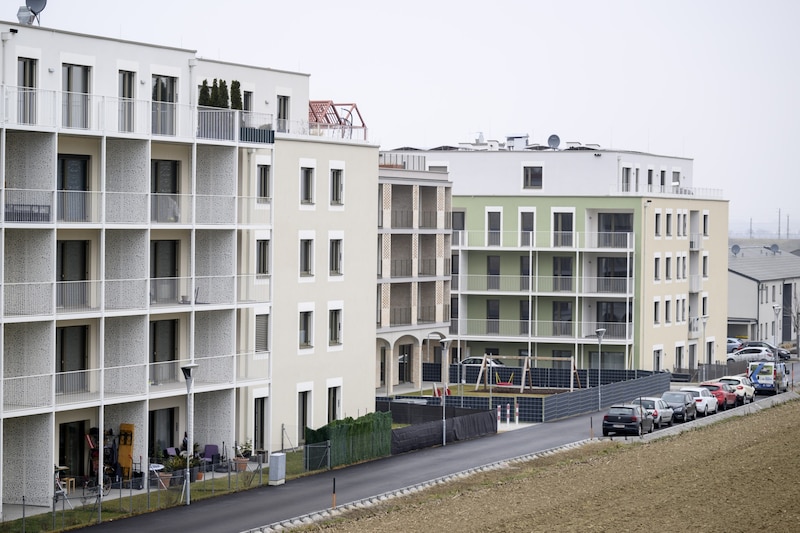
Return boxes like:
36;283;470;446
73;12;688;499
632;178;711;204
152;74;177;135
552;301;573;336
520;211;534;246
647;169;653;191
257;165;271;203
277;95;290;132
666;213;672;236
703;214;709;236
654;301;660;325
665;300;672;324
330;168;343;205
702;255;709;278
452;211;465;246
654;257;660;281
523;166;542;189
665;257;672;280
553;256;573;291
62;63;90;129
301;167;314;204
300;239;314;276
553;212;573;247
519;300;530;335
18;57;37;124
299;311;313;347
486;299;500;334
702;296;708;317
329;239;343;275
118;70;135;132
654;212;661;237
256;314;269;352
243;91;253;111
329;309;342;345
256;240;270;277
621;167;631;192
487;211;501;246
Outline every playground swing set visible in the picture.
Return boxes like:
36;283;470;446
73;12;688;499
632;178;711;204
470;354;580;393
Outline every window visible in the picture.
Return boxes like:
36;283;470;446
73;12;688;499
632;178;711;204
702;296;708;316
597;213;632;247
257;165;271;203
702;255;709;278
118;70;135;132
553;301;573;336
151;159;179;223
660;170;666;190
486;299;500;334
300;239;314;276
277;95;290;132
152;74;177;135
329;309;342;345
299;311;313;347
654;212;661;236
653;349;662;372
58;154;90;222
300;167;314;204
18;57;37;124
487;256;500;290
62;64;90;128
654;257;660;281
523;166;542;189
665;257;672;280
621;167;631;192
256;240;270;277
243;91;253;111
665;213;672;236
703;214;709;236
330;168;343;205
647;169;653;191
256;314;269;352
654;301;660;325
596;257;629;292
553;256;573;291
553;212;573;247
329;239;342;275
520;211;534;246
452;211;465;246
665;300;672;324
519;300;530;335
487;211;501;246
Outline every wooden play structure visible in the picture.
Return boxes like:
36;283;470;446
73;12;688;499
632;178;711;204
473;354;579;392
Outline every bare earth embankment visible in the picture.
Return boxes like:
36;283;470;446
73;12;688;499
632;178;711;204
299;396;800;532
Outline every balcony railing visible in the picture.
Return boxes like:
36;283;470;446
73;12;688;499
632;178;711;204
56;280;101;313
4;281;53;317
56;368;101;405
194;275;236;305
5;189;53;223
235;351;270;383
454;318;632;341
4;373;52;412
196;194;236;224
149;360;180;387
151;193;192;224
238;195;271;225
390;307;412;326
149;277;193;306
237;274;271;304
451;230;634;250
418;258;437;276
391;259;412;278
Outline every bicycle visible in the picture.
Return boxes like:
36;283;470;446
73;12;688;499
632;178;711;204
81;472;112;505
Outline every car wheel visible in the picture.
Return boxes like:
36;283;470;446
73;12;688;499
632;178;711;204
648;422;654;434
655;418;661;429
702;406;708;417
667;417;673;427
602;429;609;437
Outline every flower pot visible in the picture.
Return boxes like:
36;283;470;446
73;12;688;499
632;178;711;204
233;458;248;472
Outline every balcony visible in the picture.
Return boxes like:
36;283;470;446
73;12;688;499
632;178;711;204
454;274;632;296
418;258;437;276
454;318;633;341
56;368;101;405
151;193;192;224
56;280;101;314
238;196;271;226
4;281;54;317
5;189;53;223
451;230;634;251
237;274;271;304
195;194;236;225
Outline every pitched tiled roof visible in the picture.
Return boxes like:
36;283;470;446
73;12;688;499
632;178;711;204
728;252;800;282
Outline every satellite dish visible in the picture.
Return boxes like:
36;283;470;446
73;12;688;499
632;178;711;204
547;134;560;149
26;0;46;15
770;244;780;254
731;244;740;256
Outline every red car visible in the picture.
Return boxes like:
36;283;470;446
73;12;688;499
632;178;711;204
699;381;737;411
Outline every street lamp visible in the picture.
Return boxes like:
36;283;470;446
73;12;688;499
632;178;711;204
773;305;782;361
596;328;605;411
440;338;452;447
181;363;198;506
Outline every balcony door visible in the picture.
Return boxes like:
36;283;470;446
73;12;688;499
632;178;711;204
57;154;89;222
59;420;87;477
62;63;90;128
149;407;175;458
118;70;135;132
552;301;572;336
150;240;179;303
18;57;37;124
152;75;177;135
487;255;500;290
486;299;500;334
57;240;88;309
151;160;180;222
150;319;177;384
56;325;88;394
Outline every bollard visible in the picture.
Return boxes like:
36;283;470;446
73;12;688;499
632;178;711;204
506;403;511;424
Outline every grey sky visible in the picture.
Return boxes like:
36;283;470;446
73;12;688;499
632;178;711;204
28;0;800;235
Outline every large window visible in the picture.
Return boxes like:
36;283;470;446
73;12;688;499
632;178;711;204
553;212;573;247
118;70;135;132
552;301;572;336
18;57;37;124
452;211;465;246
62;64;90;128
152;74;177;135
520;211;534;246
487;211;501;246
486;299;500;334
277;95;290;132
151;159;180;223
300;167;314;204
330;168;344;205
300;239;314;276
596;257;629;292
57;154;90;222
553;256;573;291
523;166;542;189
597;213;632;247
256;240;270;277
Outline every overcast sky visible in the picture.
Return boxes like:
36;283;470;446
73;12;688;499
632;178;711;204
26;0;800;236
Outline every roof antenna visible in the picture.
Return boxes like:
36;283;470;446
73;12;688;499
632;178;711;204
18;0;46;25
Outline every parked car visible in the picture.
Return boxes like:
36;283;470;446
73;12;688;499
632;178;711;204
631;397;674;428
699;381;737;411
602;404;654;437
738;341;791;361
459;356;505;366
680;386;719;416
661;390;697;422
727;346;774;363
727;337;743;353
717;375;756;404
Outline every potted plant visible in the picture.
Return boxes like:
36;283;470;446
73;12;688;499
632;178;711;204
232;439;252;472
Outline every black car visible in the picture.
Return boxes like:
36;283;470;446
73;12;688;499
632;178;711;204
602;404;654;437
661;390;697;422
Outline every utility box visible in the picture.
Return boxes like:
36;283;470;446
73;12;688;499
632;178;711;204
268;453;286;486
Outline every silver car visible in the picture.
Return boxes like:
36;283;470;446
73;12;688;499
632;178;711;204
631;397;674;428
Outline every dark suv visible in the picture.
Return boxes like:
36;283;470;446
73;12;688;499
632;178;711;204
661;390;697;422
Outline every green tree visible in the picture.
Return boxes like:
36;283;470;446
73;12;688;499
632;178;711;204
198;79;211;106
218;79;230;108
210;79;220;108
230;80;242;110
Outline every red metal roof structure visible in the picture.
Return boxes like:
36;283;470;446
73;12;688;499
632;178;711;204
308;100;367;140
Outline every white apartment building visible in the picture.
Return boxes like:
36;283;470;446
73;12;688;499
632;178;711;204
390;135;729;377
0;20;376;513
376;154;452;396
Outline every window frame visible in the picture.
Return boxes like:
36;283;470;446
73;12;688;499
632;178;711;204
523;165;543;189
300;166;315;205
256;240;270;278
257;164;271;203
300;239;314;277
299;311;313;348
329;238;343;276
330;168;344;206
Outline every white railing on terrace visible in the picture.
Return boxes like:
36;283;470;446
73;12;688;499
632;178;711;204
196;194;236;224
237;274;271;303
4;189;53;223
6;86;57;127
102;96;152;135
105;191;149;224
454;318;633;341
150;360;180;387
455;274;633;294
4;373;51;411
151;193;192;224
197;107;237;141
4;281;53;317
56;280;101;313
56;368;101;405
238;196;271;225
237;351;270;382
150;277;193;306
452;230;634;249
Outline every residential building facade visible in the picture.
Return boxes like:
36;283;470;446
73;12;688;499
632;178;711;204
0;21;376;514
376;154;451;395
390;135;729;381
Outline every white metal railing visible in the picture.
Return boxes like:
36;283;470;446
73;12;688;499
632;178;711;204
238;196;271;225
195;194;236;224
194;353;235;384
4;85;58;127
235;351;270;382
194;275;236;305
4;281;53;317
452;230;634;250
56;279;101;313
237;274;271;303
455;318;633;341
4;189;54;223
4;373;52;411
149;360;181;386
102;95;151;135
105;191;149;224
149;277;193;306
197;106;236;141
56;368;101;405
151;193;192;224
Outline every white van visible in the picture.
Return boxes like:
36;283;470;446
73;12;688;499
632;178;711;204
748;361;789;394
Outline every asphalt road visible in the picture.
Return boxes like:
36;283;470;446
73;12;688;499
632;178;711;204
81;413;599;533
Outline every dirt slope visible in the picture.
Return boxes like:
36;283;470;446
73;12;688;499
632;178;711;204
300;397;800;532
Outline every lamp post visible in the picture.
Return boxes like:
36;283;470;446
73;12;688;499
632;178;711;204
595;328;605;411
181;363;198;506
440;338;452;447
773;305;782;361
